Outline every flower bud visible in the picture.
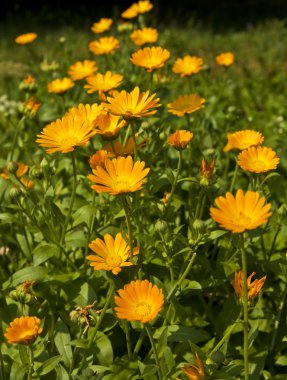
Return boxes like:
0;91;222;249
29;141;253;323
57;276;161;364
6;161;18;175
277;204;287;220
192;219;205;234
9;187;24;202
29;166;43;179
155;219;168;233
19;75;37;93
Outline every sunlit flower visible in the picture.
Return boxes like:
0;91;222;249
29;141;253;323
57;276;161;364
167;130;193;150
89;150;114;169
137;0;153;14
94;113;127;138
130;27;158;46
233;271;267;301
85;71;123;94
121;4;139;19
65;103;104;128
238;146;280;173
88;155;149;195
36;114;97;154
216;52;235;67
4;316;42;344
210;189;272;233
91;18;113;34
103;135;146;157
114;279;164;323
68;60;97;81
201;158;215;178
87;233;139;275
224;130;264;152
130;46;170;72
105;86;161;118
88;36;120;55
181;353;205;380
172;55;204;77
167;94;205;117
47;77;75;94
15;33;37;45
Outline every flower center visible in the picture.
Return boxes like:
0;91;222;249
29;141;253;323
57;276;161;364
235;212;252;227
106;254;122;268
60;136;79;148
135;302;152;317
250;159;266;171
113;179;132;193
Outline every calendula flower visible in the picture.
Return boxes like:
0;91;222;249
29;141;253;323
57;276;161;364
233;271;267;301
224;130;264;152
130;27;158;46
137;0;153;13
4;316;42;344
15;33;37;45
172;55;204;77
65;103;104;128
130;46;170;72
1;162;28;180
36;114;97;154
88;155;149;195
181;353;205;380
87;233;139;275
216;52;235;67
89;150;114;169
19;75;37;92
105;86;161;118
19;96;41;116
114;279;164;323
210;189;272;233
88;36;120;55
91;18;113;34
68;60;97;81
94;113;127;138
85;71;123;94
47;77;74;94
201;158;215;178
168;94;205;117
104;135;146;157
121;3;139;19
167;130;193;150
238;146;280;173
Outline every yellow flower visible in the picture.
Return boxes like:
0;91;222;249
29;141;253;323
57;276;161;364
233;271;267;301
65;103;104;128
4;316;42;344
105;86;161;118
89;150;114;169
15;33;37;45
47;77;74;94
130;27;158;46
210;189;272;233
216;52;235;67
20;96;41;115
94;113;127;138
224;130;264;152
68;60;97;81
85;71;123;94
201;158;215;178
88;155;149;195
137;0;153;14
91;18;113;34
36;114;97;154
114;279;164;323
87;233;139;275
168;94;205;117
181;353;205;380
130;46;170;72
103;135;146;157
88;36;120;55
172;55;203;77
238;146;280;173
1;162;28;180
121;4;139;19
167;130;193;150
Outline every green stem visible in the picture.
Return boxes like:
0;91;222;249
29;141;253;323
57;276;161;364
124;321;133;360
149;71;154;92
270;281;287;353
240;234;249;380
165;149;183;210
194;191;204;220
9;116;25;162
0;343;6;380
121;196;134;257
84;191;96;274
133;330;145;359
268;222;282;261
27;345;34;380
130;120;138;161
229;161;238;193
158;231;174;283
145;324;163;380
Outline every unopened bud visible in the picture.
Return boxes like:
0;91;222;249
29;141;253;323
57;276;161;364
29;166;43;179
155;219;168;233
192;219;205;234
9;187;24;201
7;161;18;175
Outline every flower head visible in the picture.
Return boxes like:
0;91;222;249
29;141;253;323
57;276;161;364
85;71;123;94
88;155;149;195
93;113;127;138
4;316;42;344
89;150;114;169
224;130;264;152
210;189;272;233
105;86;161;118
87;233;139;275
103;135;146;157
131;46;170;72
201;158;215;178
68;60;97;81
130;27;158;46
89;36;120;55
233;271;267;301
167;130;193;150
121;3;140;19
1;162;28;180
216;52;235;67
168;94;205;117
47;77;74;94
91;18;113;34
19;96;41;116
181;352;205;380
238;146;280;173
65;103;104;128
137;0;153;13
172;55;203;77
114;279;164;323
15;33;37;45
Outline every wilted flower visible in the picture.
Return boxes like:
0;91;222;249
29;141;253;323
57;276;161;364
70;301;98;334
181;352;205;380
9;281;37;305
4;316;42;344
233;271;267;301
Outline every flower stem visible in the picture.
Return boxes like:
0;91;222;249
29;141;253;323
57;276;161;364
229;160;238;193
240;233;249;380
124;321;133;360
165;149;183;211
133;330;146;359
27;345;34;380
121;195;134;257
130;120;138;161
145;324;163;380
0;343;6;380
9;116;25;162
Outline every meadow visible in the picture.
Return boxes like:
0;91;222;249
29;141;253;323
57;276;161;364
0;2;287;379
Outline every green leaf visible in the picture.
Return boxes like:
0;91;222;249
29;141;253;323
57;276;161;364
156;327;168;359
18;345;29;365
2;266;48;289
154;325;210;343
33;242;59;266
209;230;228;240
72;204;97;227
10;361;28;380
36;355;62;375
54;319;73;371
56;364;70;380
93;331;113;366
166;168;175;184
16;233;31;258
0;213;20;224
138;362;158;377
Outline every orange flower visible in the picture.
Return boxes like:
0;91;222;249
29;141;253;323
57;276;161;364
68;60;97;81
172;56;203;77
20;96;41;115
15;33;37;45
130;27;158;46
167;94;205;117
130;46;170;72
210;189;272;233
4;316;42;344
114;279;164;323
89;150;114;169
137;0;153;14
201;158;215;178
224;130;264;152
181;352;205;380
88;36;120;55
94;113;127;138
91;18;113;34
167;130;193;150
1;162;28;180
238;146;280;173
216;52;235;67
47;77;74;94
65;103;104;128
121;4;139;19
103;135;146;157
85;71;123;93
233;271;267;301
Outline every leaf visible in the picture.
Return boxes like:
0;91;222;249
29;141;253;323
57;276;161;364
93;331;113;366
33;242;59;266
36;355;62;376
2;266;48;289
209;230;228;240
56;364;70;380
72;204;97;227
154;325;210;343
10;361;28;380
166;169;175;184
0;213;20;225
138;362;158;377
18;345;29;365
16;233;31;258
156;327;168;359
54;319;73;371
